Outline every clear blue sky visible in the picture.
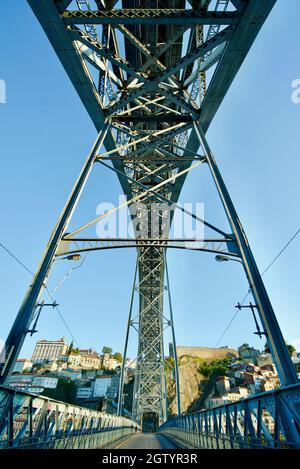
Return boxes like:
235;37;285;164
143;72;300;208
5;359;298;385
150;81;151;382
0;1;300;361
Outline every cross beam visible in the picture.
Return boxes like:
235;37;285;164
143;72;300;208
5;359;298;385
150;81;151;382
62;9;240;26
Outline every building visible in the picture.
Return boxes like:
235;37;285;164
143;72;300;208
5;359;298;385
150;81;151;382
256;353;274;368
125;358;136;370
13;359;33;374
206;387;249;409
62;349;101;370
292;352;300;365
76;387;94;399
79;349;101;369
215;376;230;395
106;358;119;371
42;362;59;372
8;374;58;394
32;338;68;364
101;353;120;371
8;374;33;392
238;344;260;363
32;376;58;389
93;375;119;398
261;378;279;392
101;353;111;369
242;372;255;386
59;369;82;381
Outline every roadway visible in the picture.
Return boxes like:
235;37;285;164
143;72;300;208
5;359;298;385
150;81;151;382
115;433;179;449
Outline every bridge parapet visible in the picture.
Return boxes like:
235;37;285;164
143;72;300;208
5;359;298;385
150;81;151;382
0;385;137;449
159;383;300;449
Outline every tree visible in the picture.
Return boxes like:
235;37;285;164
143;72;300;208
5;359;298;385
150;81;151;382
113;352;122;363
265;341;296;357
42;378;76;404
287;344;296;357
102;346;112;355
68;341;74;354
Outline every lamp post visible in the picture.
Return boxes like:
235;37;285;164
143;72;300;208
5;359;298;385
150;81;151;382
215;254;243;265
194;121;298;385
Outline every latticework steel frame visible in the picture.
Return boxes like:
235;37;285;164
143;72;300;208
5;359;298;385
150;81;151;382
1;0;298;434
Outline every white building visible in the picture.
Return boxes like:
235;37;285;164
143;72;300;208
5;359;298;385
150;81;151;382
206;387;249;409
8;374;58;394
292;352;300;365
76;387;93;399
32;376;58;389
60;369;82;381
93;375;119;398
125;358;136;369
61;349;101;370
256;353;274;368
13;359;33;374
32;338;68;364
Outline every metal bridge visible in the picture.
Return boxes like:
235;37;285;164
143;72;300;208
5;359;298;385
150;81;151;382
0;0;300;450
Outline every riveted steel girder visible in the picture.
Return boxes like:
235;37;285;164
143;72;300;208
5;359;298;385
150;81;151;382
62;9;240;26
2;1;287;435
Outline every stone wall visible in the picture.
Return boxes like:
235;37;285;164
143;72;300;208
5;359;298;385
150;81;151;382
176;346;238;360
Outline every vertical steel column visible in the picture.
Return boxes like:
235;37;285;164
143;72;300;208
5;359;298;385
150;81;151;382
164;251;181;415
117;257;138;416
194;122;298;385
0;122;111;384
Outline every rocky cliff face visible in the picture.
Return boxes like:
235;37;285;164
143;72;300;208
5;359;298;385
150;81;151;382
169;356;206;414
168;347;238;414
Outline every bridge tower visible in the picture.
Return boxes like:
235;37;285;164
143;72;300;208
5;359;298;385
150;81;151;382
0;0;297;429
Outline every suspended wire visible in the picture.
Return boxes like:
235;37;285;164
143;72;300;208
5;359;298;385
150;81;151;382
214;290;250;347
44;286;79;346
50;253;88;296
261;227;300;276
0;242;34;276
214;226;300;347
0;241;80;345
2;224;300;350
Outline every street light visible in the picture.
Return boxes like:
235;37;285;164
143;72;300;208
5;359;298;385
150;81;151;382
215;254;243;265
61;254;82;261
215;254;265;338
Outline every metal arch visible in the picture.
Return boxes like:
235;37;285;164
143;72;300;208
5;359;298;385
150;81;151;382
2;0;293;439
55;240;240;258
0;123;111;383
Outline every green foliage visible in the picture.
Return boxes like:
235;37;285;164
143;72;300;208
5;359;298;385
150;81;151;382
287;344;296;356
102;346;112;355
265;341;296;357
198;358;233;379
33;364;43;371
113;352;122;363
67;341;74;354
165;357;174;370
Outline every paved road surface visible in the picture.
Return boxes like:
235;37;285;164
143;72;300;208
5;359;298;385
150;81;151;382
116;434;178;449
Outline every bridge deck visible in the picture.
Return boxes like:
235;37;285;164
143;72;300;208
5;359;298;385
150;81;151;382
115;433;178;449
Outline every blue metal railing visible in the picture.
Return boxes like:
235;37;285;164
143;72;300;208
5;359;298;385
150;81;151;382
159;383;300;449
0;385;138;449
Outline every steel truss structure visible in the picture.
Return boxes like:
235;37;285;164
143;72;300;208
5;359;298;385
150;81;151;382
160;382;300;449
0;385;137;449
0;0;298;436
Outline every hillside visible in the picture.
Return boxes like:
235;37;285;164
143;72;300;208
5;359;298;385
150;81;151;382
168;347;238;414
